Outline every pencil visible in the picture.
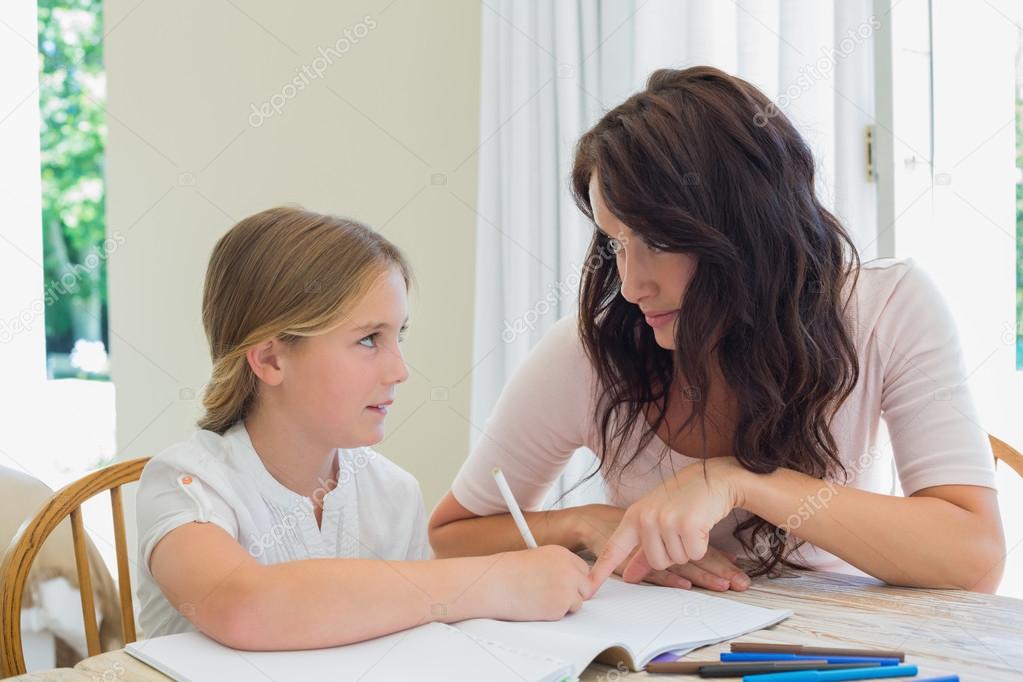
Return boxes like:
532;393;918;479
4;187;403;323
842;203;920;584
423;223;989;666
493;468;538;549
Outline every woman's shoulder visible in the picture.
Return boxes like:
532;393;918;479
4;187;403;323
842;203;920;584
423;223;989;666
539;311;585;350
528;312;595;377
850;257;958;356
851;258;945;328
854;256;926;288
504;312;600;414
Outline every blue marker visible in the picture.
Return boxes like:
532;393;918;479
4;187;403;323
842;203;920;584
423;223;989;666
723;653;901;666
742;663;918;682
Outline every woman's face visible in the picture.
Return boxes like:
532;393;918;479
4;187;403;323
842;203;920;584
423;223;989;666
589;172;698;351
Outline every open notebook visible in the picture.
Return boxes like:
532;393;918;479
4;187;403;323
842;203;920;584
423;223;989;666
126;579;791;681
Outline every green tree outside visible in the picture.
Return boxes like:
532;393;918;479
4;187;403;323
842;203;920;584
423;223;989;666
1016;42;1023;368
37;0;108;378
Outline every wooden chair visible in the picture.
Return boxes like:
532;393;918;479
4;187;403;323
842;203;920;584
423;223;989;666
0;457;150;678
990;434;1023;479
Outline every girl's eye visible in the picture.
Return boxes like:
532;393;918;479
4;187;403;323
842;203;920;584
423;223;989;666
398;329;408;343
358;334;378;349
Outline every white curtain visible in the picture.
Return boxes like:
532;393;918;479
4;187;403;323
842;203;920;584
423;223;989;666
469;0;879;507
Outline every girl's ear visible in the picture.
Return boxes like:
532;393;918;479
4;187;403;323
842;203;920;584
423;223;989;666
246;339;285;387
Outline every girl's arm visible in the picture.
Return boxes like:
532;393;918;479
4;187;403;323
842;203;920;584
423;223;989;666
149;521;590;650
588;457;1005;594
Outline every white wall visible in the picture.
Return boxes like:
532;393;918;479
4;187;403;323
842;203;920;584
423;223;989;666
105;0;482;510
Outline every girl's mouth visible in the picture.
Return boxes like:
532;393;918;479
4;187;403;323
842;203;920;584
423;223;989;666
367;400;393;416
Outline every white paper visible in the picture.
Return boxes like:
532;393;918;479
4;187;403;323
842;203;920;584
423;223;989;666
126;622;572;682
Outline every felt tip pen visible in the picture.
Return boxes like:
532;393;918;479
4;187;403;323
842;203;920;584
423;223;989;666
742;663;918;682
730;643;905;661
723;653;901;665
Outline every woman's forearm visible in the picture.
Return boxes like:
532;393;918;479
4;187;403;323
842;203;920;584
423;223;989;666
734;465;1006;591
429;508;586;558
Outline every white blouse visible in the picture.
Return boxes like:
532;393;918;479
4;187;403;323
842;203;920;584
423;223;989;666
135;422;429;638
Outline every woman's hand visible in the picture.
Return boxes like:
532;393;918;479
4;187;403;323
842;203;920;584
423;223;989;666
665;545;751;591
571;498;751;592
585;456;747;596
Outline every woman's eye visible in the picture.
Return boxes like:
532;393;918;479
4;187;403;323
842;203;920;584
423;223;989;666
644;239;667;254
358;334;377;348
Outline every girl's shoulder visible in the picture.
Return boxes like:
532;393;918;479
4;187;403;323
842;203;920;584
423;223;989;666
138;429;238;496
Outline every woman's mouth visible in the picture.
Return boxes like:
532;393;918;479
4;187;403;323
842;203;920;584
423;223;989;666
643;309;680;329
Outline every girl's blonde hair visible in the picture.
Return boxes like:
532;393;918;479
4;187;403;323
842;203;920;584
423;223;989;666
198;206;412;434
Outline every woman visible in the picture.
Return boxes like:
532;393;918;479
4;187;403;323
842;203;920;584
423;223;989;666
429;66;1005;594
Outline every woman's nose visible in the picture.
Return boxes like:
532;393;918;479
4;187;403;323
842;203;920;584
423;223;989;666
618;253;657;304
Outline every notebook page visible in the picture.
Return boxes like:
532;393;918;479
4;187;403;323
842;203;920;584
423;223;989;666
126;623;573;682
458;579;791;671
458;619;615;677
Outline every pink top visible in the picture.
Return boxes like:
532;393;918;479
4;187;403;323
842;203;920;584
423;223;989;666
452;259;998;574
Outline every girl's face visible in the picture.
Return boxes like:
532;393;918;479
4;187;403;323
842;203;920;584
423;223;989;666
276;266;410;449
589;173;698;350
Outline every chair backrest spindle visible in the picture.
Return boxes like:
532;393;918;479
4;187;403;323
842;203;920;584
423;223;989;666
1;457;150;677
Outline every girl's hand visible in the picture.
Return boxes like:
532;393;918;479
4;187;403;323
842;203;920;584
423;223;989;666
586;457;747;596
487;545;591;621
571;503;751;592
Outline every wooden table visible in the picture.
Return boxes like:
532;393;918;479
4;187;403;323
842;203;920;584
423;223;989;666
10;569;1022;681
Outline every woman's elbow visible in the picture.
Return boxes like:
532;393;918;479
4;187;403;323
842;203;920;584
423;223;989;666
427;518;461;558
427;491;477;558
954;531;1006;593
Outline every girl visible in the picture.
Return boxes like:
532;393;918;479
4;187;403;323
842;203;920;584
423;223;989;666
135;207;589;649
429;67;1006;595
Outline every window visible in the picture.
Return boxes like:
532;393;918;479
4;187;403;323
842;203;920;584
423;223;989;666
35;0;118;577
1016;27;1023;368
38;0;109;380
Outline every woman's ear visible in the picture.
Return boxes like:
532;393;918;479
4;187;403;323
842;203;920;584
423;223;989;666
246;339;285;387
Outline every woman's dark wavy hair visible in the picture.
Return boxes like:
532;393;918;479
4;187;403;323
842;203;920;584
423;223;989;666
571;66;860;576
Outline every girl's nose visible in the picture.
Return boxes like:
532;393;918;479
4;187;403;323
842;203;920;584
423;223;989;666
390;348;410;385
